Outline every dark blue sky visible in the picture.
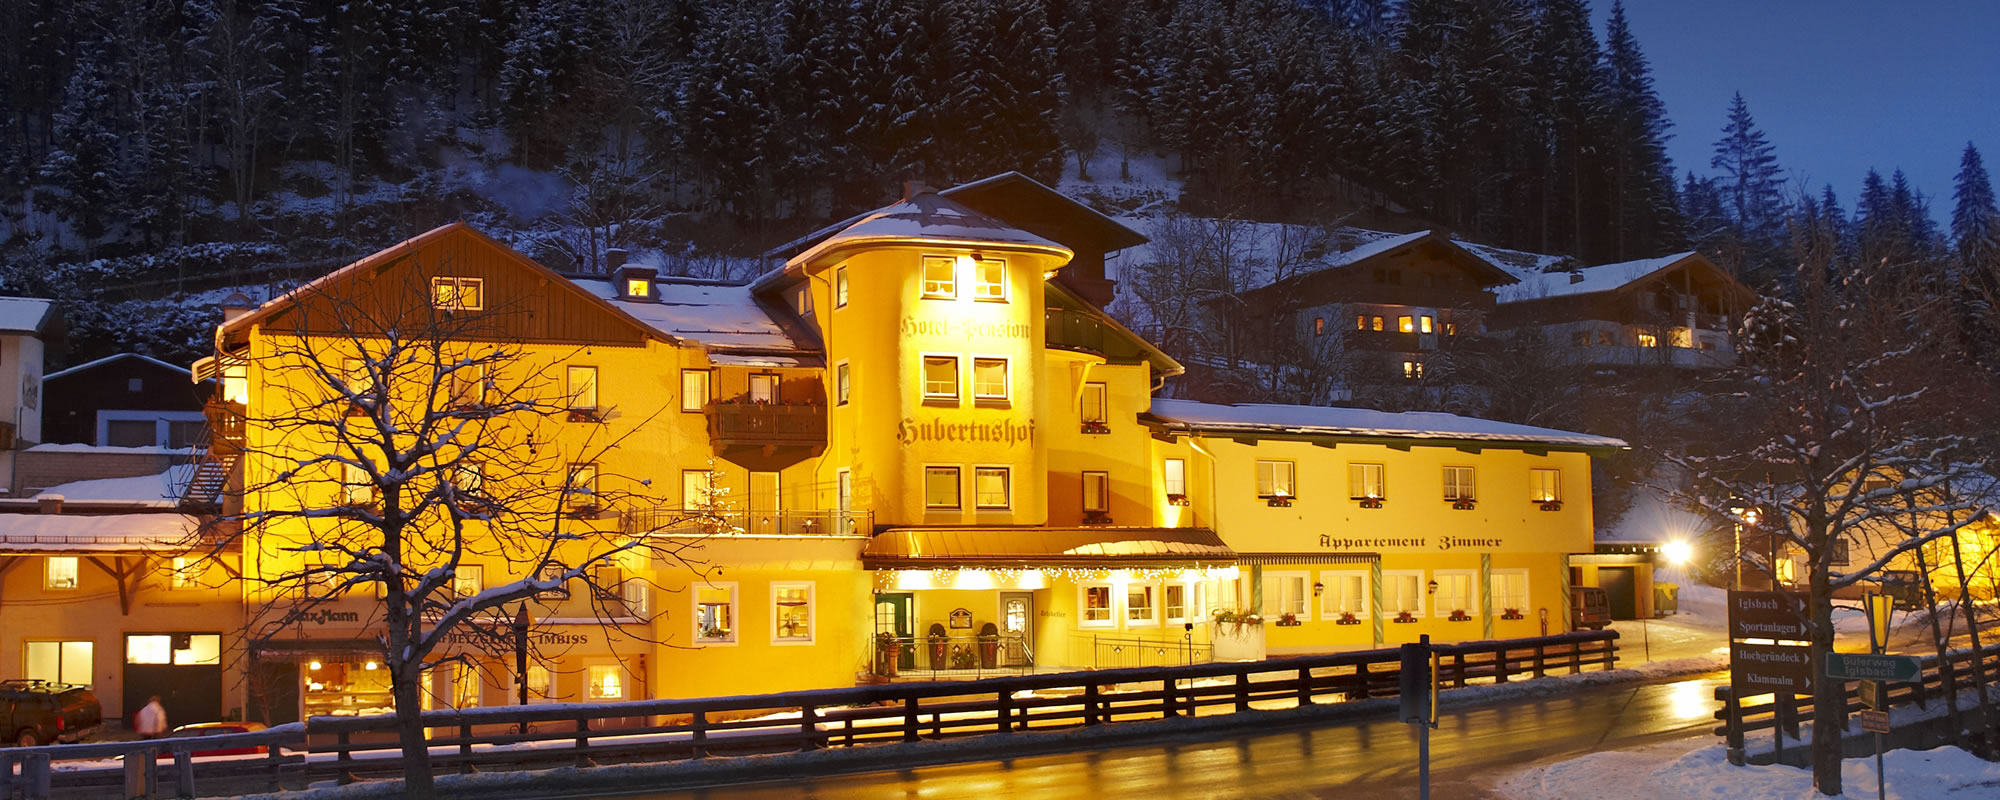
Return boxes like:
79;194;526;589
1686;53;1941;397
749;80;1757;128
1597;1;1999;225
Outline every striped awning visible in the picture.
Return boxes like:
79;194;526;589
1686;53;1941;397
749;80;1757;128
863;527;1235;570
1234;553;1380;566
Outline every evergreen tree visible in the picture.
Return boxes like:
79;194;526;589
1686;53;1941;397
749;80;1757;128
1523;0;1601;255
1954;142;2000;278
1596;0;1683;260
39;42;127;250
1708;92;1786;282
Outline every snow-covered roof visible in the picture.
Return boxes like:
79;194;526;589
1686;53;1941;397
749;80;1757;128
781;190;1070;272
0;296;55;335
34;466;193;509
26;443;194;455
1497;252;1700;303
0;512;198;552
1459;241;1575;283
1144;399;1628;450
574;279;802;352
46;352;192;382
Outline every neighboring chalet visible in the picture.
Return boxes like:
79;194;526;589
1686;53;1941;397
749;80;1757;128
0;297;56;493
43;353;211;447
1488;252;1755;371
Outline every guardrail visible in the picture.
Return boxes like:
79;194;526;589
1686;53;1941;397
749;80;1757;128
0;630;1616;798
1078;634;1212;669
1713;640;2000;764
622;508;871;537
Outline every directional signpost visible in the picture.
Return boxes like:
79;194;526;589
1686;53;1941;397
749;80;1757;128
1727;590;1810;766
1824;652;1922;682
1401;635;1440;800
1854;593;1903;800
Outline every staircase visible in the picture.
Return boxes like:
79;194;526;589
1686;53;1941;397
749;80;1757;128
179;400;245;514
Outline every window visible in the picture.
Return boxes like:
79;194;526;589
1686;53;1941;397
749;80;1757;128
1493;570;1529;614
567;463;598;505
774;583;814;642
625;278;650;298
1082;471;1110;513
1637;331;1659;348
1127;585;1157;625
1420;315;1434;334
451;662;481;708
523;664;554;702
127;377;144;392
125;634;219;666
836;362;850;405
344;358;373;396
924;466;961;509
682;469;716;510
536;563;570;600
1371;315;1385;331
170;556;200;590
680;369;710;412
1384;571;1425;617
1262;572;1308;618
974;467;1011;509
1313;317;1326;336
1080;382;1108;425
450;364;489;408
24;641;92;685
1081;584;1114;626
587;664;626;700
1573;331;1592;347
432;277;484;311
836;469;852;513
835;266;849;307
1434;571;1476;617
1530;468;1561;503
695;584;737;644
566;366;598;412
1163;458;1187;497
455;462;484;495
922;356;959;400
167;420;204;449
453;564;484;598
973;258;1006;301
1403;360;1424;379
1348;463;1385;500
1321;572;1368;619
922;256;957;298
796;285;812;314
621;572;649;615
1596;330;1613;346
1256;460;1295;499
1355;315;1367;330
1446;322;1458;336
972;358;1008;400
1398;315;1415;333
749;373;778;403
1442;466;1475;502
341;461;374;507
1165;584;1189;622
125;635;171;665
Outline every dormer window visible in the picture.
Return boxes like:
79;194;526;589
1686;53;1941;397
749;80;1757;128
626;278;650;298
432;277;483;311
616;266;657;301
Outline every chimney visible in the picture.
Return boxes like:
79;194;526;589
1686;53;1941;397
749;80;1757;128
221;292;255;323
605;248;628;271
902;181;936;201
37;494;63;515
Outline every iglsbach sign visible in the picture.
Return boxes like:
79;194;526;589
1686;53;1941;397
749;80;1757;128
1728;590;1809;640
1728;589;1812;696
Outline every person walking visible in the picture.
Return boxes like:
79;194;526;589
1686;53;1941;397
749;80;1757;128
134;696;168;739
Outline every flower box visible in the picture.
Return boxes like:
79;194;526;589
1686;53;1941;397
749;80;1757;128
1275;613;1302;627
1211;611;1266;660
1336;613;1361;625
1264;497;1292;508
1357;497;1385;509
1502;609;1525;620
1166;493;1191;507
1448;610;1473;622
1451;499;1477;510
1538;500;1563;511
1082;511;1113;525
568;408;604;423
1080;421;1111;435
1393;611;1419;624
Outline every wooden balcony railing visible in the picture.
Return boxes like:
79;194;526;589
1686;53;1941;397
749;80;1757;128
705;402;826;449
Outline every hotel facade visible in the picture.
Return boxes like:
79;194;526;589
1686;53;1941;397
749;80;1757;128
1;174;1626;728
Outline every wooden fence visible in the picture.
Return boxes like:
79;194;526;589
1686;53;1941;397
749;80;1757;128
1713;639;2000;764
1;630;1617;800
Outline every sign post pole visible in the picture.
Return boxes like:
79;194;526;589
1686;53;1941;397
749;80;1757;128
1867;593;1891;800
1401;634;1438;800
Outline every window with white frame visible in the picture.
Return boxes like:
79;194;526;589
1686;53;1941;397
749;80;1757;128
835;266;849;307
1384;571;1425;618
972;357;1008;400
536;563;570;600
586;664;626;700
973;258;1006;301
453;564;484;598
1349;462;1386;500
342;461;373;506
924;466;961;509
449;364;489;408
749;373;778;403
622;572;649;616
974;467;1010;509
522;664;554;703
921;256;957;298
567;462;598;506
100;411;207;448
1163;458;1187;497
1126;584;1157;625
1080;382;1108;424
680;369;710;412
1262;571;1309;619
1493;570;1529;615
566;365;598;412
23;641;91;685
836;361;850;405
922;356;959;400
695;583;737;644
432;277;484;311
1080;584;1114;627
169;556;200;590
1256;460;1295;499
451;661;481;707
1442;466;1475;502
1531;468;1561;502
1164;583;1189;622
773;582;814;643
1434;570;1477;617
1320;571;1368;619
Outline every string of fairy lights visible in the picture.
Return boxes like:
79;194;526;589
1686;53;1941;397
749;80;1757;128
874;565;1240;589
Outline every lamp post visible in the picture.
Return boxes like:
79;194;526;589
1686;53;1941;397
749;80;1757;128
1726;498;1759;591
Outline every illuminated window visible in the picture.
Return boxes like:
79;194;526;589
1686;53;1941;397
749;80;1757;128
695;584;737;643
1403;360;1424;379
1321;572;1368;618
682;469;716;510
1420;315;1434;334
1434;571;1476;617
343;358;373;396
921;256;957;299
452;564;484;598
1442;466;1475;502
1349;463;1386;500
342;461;373;506
922;356;959;399
523;664;553;702
1126;585;1156;624
974;467;1010;509
622;573;649;616
123;634;218;666
431;277;484;311
973;258;1006;301
451;661;480;708
1637;331;1659;348
1385;571;1425;616
1398;315;1415;333
1573;331;1592;347
455;463;483;496
627;278;650;298
1355;315;1367;330
170;556;199;590
1313;317;1326;335
835;266;849;307
680;369;710;412
1371;316;1384;331
835;362;851;405
587;664;625;700
44;556;78;590
1165;584;1189;621
1081;584;1114;626
1081;382;1107;424
24;641;92;685
1163;458;1187;497
1531;468;1561;503
972;358;1008;400
1263;572;1308;617
1493;570;1529;613
924;466;961;509
774;583;814;642
796;285;812;314
536;563;571;600
125;635;171;665
566;365;598;411
1082;471;1110;513
1255;460;1295;499
749;373;778;403
566;463;597;504
450;363;489;407
1447;322;1458;336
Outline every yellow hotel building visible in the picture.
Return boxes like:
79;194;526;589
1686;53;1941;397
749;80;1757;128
2;174;1626;728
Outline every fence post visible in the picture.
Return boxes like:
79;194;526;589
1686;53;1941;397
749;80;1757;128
1605;634;1618;671
904;696;921;740
574;715;592;769
175;749;196;799
1;753;14;800
1570;641;1582;674
1298;666;1313;707
1533;644;1546;679
335;730;355;785
23;754;50;800
1355;661;1370;698
1084;683;1102;725
1454;652;1467;687
458;722;475;774
1162;677;1176;719
1720;686;1746;766
267;735;287;792
1235;671;1250;713
691;711;709;758
801;704;820;751
998;690;1013;732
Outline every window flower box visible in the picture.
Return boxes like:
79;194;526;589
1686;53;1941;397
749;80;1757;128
1264;496;1292;508
1538;500;1563;511
1336;612;1361;625
1449;610;1473;622
1081;421;1111;435
1082;511;1113;525
1451;499;1477;510
568;408;604;423
1502;608;1525;620
1357;497;1385;509
1166;493;1191;507
1275;613;1302;627
1393;611;1419;624
1212;610;1266;660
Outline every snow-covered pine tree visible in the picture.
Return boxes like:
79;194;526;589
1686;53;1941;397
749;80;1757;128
1708;92;1787;285
1597;0;1684;261
679;0;780;220
1953;143;2000;273
38;42;127;252
1522;0;1602;256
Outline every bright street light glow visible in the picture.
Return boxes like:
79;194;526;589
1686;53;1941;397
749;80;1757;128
1662;540;1693;566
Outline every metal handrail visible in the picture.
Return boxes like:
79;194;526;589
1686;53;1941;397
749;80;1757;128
624;508;871;537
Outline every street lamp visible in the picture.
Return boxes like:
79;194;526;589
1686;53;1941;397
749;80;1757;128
1726;497;1758;591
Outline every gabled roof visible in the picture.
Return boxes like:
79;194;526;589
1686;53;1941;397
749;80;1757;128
573;277;810;353
1142;399;1627;453
1236;228;1521;297
0;297;56;336
45;352;192;382
780;190;1070;271
941;171;1149;252
1497;251;1752;306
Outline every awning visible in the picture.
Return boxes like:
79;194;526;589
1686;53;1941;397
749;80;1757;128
863;527;1235;570
0;512;198;554
1235;553;1380;566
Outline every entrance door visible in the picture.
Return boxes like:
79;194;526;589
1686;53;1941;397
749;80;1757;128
875;592;915;670
1600;567;1639;620
749;472;781;534
123;633;224;728
999;592;1034;666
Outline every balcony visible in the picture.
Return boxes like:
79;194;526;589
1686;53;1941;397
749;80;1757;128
1046;307;1107;355
623;508;872;537
706;402;826;450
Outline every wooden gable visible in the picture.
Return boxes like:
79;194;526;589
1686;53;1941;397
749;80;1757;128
226;224;661;349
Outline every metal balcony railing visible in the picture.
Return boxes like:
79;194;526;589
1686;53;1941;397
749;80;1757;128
623;508;871;537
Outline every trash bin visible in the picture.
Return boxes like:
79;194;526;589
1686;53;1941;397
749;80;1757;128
1654;582;1679;616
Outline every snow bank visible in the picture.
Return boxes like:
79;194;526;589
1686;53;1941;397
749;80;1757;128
1497;739;2000;800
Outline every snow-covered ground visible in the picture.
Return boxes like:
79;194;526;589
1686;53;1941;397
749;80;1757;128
1496;738;2000;800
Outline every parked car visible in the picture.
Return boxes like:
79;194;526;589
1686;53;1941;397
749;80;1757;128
155;721;270;759
0;680;102;746
1572;586;1612;631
